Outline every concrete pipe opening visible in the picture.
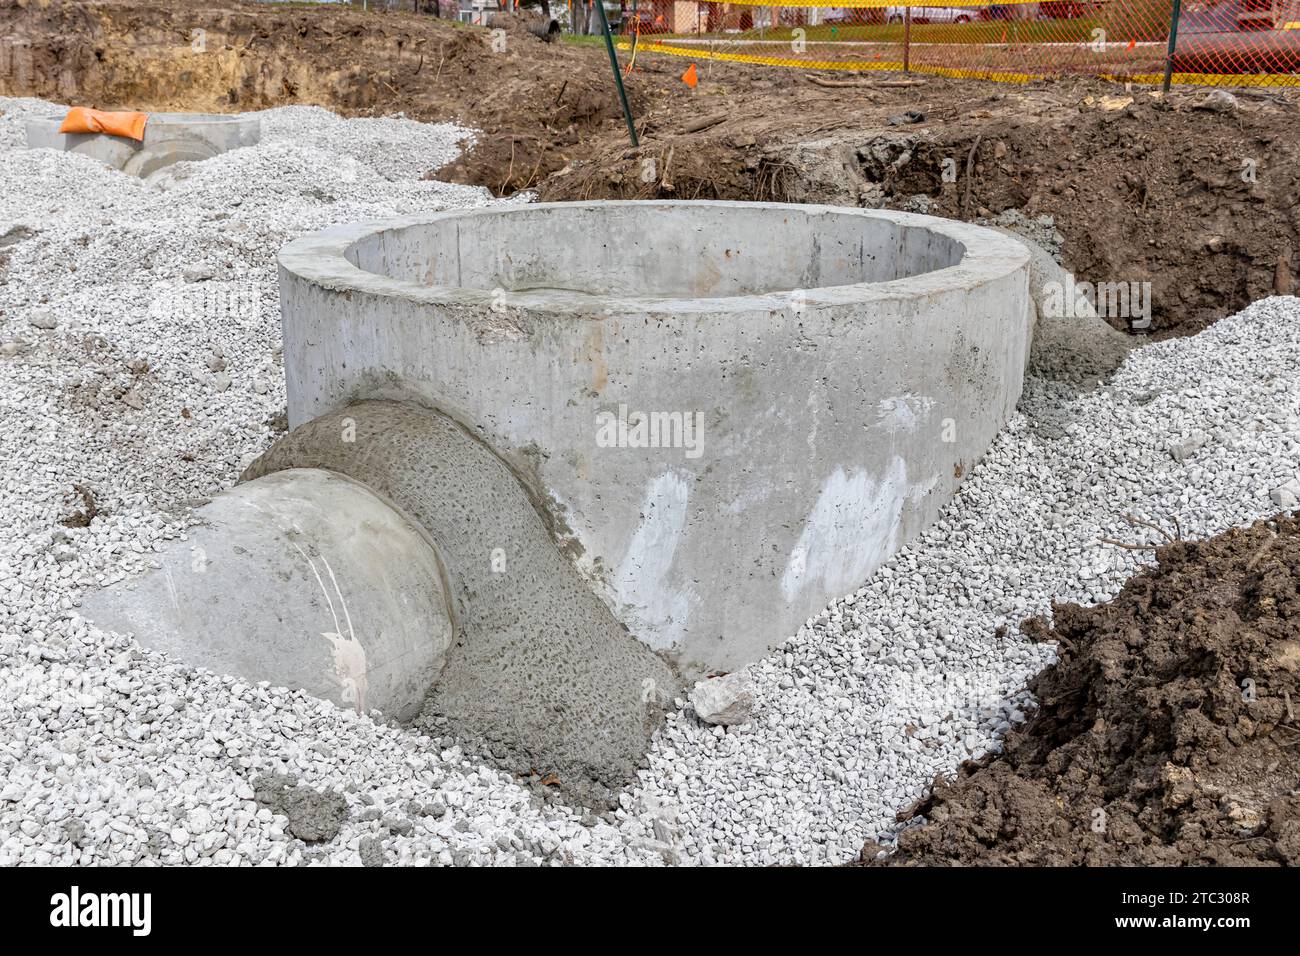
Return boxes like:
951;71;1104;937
340;202;968;297
279;201;1033;679
81;468;454;722
25;112;261;180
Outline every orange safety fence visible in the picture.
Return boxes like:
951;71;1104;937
615;0;1300;86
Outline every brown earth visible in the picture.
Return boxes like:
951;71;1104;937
0;0;639;194
2;0;1297;335
866;515;1300;867
539;69;1300;338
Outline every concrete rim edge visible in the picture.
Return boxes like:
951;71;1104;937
276;200;1031;315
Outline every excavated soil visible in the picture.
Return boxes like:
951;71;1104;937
0;0;637;195
3;0;1297;335
867;515;1300;867
540;68;1300;338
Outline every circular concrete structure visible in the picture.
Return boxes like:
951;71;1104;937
25;112;260;178
279;200;1032;677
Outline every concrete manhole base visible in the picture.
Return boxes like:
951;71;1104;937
279;200;1033;677
86;201;1038;804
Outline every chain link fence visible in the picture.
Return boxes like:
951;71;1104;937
615;0;1300;86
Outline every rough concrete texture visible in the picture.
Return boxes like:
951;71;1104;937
24;112;260;179
251;772;350;844
242;401;681;808
81;468;453;721
995;226;1134;389
277;200;1032;678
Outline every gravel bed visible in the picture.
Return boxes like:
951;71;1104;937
1;97;1296;866
622;298;1300;864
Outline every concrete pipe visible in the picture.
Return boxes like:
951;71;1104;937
25;112;261;179
487;14;562;40
241;401;681;808
276;200;1033;678
81;468;454;721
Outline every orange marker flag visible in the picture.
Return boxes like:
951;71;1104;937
682;63;698;88
1126;39;1137;51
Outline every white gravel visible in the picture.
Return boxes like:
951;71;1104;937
621;300;1300;864
1;96;1297;866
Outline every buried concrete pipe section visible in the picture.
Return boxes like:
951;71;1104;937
241;401;681;807
82;468;453;721
86;201;1047;800
24;113;260;179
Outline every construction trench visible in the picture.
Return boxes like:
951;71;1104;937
1;0;1299;871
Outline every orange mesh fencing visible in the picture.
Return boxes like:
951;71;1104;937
616;1;1300;86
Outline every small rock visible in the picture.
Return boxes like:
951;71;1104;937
689;670;755;726
358;835;386;867
251;772;349;843
382;816;415;837
1195;89;1238;114
1270;477;1300;510
185;807;213;835
1169;433;1207;462
62;818;87;846
887;110;925;126
29;310;57;330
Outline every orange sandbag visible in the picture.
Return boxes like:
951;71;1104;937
58;107;149;142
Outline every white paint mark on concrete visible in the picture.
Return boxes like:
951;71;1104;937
292;541;368;712
780;457;910;603
321;630;368;713
612;471;694;651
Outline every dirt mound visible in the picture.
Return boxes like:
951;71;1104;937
868;514;1300;867
542;76;1300;337
0;0;632;193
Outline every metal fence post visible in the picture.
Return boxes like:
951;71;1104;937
1162;0;1184;92
904;6;911;74
595;0;640;146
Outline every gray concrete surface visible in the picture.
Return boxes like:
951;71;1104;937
25;112;260;179
242;401;681;809
277;200;1033;677
81;468;453;721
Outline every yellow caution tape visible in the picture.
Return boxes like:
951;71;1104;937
620;42;1300;88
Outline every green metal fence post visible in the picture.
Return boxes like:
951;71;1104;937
1163;0;1184;93
595;0;640;147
